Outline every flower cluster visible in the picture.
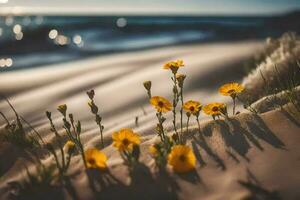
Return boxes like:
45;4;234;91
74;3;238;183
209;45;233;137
142;59;246;173
143;59;198;173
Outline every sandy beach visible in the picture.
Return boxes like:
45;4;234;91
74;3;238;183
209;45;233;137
1;40;300;200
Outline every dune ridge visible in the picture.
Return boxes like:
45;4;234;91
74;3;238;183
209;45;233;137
1;40;300;200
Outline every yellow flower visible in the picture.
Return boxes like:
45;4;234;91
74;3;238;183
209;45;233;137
168;145;196;173
163;60;184;73
219;83;244;97
183;100;202;115
84;148;107;170
57;104;67;116
203;102;226;116
148;144;159;156
176;73;186;87
112;128;141;152
150;96;172;113
64;140;76;154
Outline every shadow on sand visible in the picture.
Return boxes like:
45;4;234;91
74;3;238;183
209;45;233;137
86;162;186;200
192;113;285;166
238;168;282;200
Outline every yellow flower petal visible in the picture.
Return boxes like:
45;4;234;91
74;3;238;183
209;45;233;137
112;128;141;152
219;83;244;96
168;145;196;173
84;148;107;170
203;102;226;116
183;100;202;115
150;96;172;113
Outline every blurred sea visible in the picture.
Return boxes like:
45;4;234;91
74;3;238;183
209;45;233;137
0;13;299;71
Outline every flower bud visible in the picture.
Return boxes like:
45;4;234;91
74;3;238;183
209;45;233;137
86;90;95;100
148;144;160;156
88;101;98;114
64;140;76;155
173;85;178;94
176;74;186;88
172;133;179;143
46;111;52;119
57;104;67;117
69;113;74;124
96;114;102;124
143;81;152;91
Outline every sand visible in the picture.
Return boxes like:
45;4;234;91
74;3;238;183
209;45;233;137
1;40;300;200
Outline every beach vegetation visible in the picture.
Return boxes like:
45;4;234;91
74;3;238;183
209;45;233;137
112;128;141;168
167;145;196;173
87;90;105;148
84;148;107;170
219;83;244;115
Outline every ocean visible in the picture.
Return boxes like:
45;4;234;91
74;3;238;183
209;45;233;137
0;14;299;71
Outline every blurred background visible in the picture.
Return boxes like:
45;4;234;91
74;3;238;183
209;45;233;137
0;0;299;71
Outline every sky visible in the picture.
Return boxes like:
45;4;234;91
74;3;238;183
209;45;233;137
0;0;300;16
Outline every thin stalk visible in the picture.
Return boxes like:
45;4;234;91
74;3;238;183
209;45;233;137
1;95;23;133
196;116;201;133
172;73;178;137
156;112;166;142
47;117;66;170
179;87;184;143
50;148;63;173
99;125;104;148
20;116;45;145
0;111;10;126
232;97;236;115
186;115;190;134
78;144;87;169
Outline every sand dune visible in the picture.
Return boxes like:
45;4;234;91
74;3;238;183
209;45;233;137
2;41;299;200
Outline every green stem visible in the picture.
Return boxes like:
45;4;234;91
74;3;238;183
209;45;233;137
48;117;65;168
65;153;73;171
79;144;87;169
157;112;166;142
0;111;10;126
20;116;45;145
172;73;178;137
233;97;236;115
186;116;190;134
179;87;184;143
99;125;104;148
51;148;63;174
196;116;201;133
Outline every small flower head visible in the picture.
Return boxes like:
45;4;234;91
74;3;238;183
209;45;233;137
176;73;186;88
150;96;172;113
168;145;196;173
46;111;52;119
183;100;202;116
219;83;244;97
64;140;76;154
84;148;107;170
143;81;152;91
57;104;67;117
112;128;141;152
148;144;159;156
88;101;98;114
163;59;184;73
87;90;95;100
203;102;226;116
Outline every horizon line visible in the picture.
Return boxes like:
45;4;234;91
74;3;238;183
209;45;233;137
0;6;297;17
